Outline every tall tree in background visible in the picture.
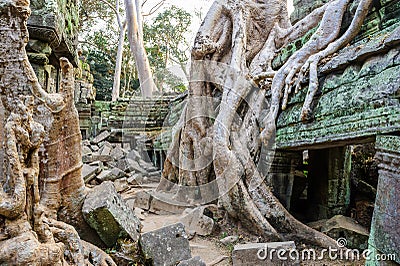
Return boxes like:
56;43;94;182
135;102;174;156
144;6;192;91
81;0;169;99
124;0;155;98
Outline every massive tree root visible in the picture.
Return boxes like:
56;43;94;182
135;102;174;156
160;0;373;248
0;1;115;264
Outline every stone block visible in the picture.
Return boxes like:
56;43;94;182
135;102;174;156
100;142;113;156
96;168;124;182
133;190;151;210
177;256;206;266
82;181;141;247
127;173;142;185
129;160;148;175
232;241;298;266
149;192;192;215
82;145;92;156
91;145;99;151
180;206;215;236
127;149;141;161
110;146;126;161
92;131;111;144
321;215;369;250
83;154;113;163
114;178;129;192
82;164;98;183
140;223;191;266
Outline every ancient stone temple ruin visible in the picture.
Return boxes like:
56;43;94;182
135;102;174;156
268;0;400;263
0;0;399;265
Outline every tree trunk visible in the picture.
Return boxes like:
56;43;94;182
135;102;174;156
111;22;127;101
160;0;372;248
0;1;116;264
124;0;156;98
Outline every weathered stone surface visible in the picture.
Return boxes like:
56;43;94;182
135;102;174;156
180;207;215;236
95;167;125;182
100;142;113;156
368;135;400;264
82;164;98;183
220;235;239;245
82;181;141;247
92;131;111;144
232;242;298;266
83;154;113;163
127;173;142;185
149;192;192;215
140;223;191;266
96;170;112;182
132;190;152;210
82;145;92;156
127;149;141;161
320;215;369;250
177;256;206;266
114;178;129;192
274;29;400;149
91;145;99;151
110;146;126;161
129;159;148;175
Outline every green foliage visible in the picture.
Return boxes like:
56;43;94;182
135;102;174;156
80;2;191;98
86;46;114;101
144;5;191;92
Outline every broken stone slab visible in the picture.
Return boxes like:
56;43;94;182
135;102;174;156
91;131;111;144
96;167;125;182
140;223;191;266
220;235;238;245
82;145;92;156
82;140;91;146
91;145;99;152
138;159;157;171
117;158;138;173
111;167;126;179
127;173;142;185
100;142;113;156
134;173;161;185
320;215;369;249
180;206;214;236
232;242;299;266
129;160;148;175
149;191;193;215
82;181;141;247
110;146;126;161
83;154;113;163
88;161;103;172
82;164;98;183
127;149;141;161
96;170;112;182
133;190;151;210
177;256;206;266
114;178;129;192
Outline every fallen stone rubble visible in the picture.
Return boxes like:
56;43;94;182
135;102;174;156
81;131;162;191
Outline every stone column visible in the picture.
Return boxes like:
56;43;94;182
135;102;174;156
367;135;400;265
307;146;351;220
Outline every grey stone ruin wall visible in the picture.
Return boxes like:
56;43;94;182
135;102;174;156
27;0;79;92
274;0;400;264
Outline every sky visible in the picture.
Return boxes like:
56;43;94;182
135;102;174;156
143;0;294;45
